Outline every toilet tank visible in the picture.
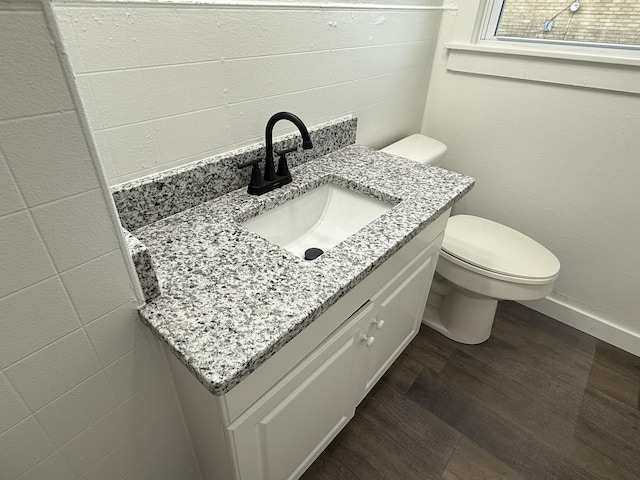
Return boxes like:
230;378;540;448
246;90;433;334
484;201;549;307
380;134;447;167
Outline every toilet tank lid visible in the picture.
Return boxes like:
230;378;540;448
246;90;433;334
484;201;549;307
380;134;447;165
442;215;560;280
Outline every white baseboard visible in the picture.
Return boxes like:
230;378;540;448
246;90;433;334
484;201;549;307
519;295;640;358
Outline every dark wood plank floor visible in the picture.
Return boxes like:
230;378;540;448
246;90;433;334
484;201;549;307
301;301;640;480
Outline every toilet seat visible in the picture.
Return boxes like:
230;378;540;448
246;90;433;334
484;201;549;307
441;215;560;285
379;135;561;344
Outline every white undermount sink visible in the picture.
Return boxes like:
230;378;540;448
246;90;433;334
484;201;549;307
242;183;393;259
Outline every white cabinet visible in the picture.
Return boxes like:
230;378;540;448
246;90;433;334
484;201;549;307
361;238;440;401
166;211;449;480
228;302;373;480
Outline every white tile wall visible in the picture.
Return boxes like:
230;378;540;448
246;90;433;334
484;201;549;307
77;436;143;480
104;121;163;177
90;131;116;178
67;7;140;72
59;406;131;475
154;106;230;163
185;61;227;110
0;150;25;216
0;417;56;479
86;69;152;128
0;373;30;433
16;452;76;480
224;52;334;103
0;212;56;298
125;429;200;480
129;7;185;66
77;429;155;480
53;3;442;185
5;330;103;411
0;278;80;369
121;379;175;431
84;302;148;366
217;9;333;58
104;338;165;402
0;3;200;480
71;76;101;130
31;189;120;272
0;112;100;206
60;251;133;324
0;10;73;121
175;8;224;63
142;65;195;118
35;371;119;447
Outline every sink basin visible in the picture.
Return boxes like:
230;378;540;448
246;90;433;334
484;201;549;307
242;183;393;259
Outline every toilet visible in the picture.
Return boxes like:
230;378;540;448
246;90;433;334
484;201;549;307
381;134;560;344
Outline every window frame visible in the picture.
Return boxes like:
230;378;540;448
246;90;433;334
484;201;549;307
481;0;640;52
443;0;640;95
480;0;505;42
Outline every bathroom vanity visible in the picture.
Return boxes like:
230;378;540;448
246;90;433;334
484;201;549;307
131;145;474;480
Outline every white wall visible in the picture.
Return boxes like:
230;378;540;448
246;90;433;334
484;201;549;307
0;2;201;479
53;1;444;185
423;4;640;353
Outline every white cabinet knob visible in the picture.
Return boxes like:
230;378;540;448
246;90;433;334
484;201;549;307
371;318;385;330
362;334;375;347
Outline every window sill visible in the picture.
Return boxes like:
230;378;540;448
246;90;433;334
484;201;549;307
445;42;640;95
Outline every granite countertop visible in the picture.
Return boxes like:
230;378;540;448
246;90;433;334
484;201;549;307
134;145;474;395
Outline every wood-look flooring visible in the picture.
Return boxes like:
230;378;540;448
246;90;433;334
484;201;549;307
301;301;640;480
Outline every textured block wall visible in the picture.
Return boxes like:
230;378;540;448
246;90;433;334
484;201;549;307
54;2;443;186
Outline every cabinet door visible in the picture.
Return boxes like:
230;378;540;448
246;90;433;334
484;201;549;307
227;302;373;480
362;234;442;398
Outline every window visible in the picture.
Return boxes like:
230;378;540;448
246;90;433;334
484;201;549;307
444;0;640;94
483;0;640;50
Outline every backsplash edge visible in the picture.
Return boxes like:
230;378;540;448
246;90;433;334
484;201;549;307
112;115;357;231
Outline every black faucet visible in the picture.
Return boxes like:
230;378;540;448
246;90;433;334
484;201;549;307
238;112;313;195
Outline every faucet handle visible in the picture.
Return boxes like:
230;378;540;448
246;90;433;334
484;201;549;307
238;158;264;193
274;146;298;157
274;146;297;177
238;158;262;169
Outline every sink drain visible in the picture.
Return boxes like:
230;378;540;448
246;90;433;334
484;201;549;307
304;247;324;261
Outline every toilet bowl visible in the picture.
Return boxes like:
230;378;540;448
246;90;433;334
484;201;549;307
381;134;560;344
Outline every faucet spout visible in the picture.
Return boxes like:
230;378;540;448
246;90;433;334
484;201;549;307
264;112;313;181
238;111;313;195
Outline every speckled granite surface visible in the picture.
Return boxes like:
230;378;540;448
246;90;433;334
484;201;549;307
116;116;356;301
134;145;474;395
122;229;160;302
112;116;357;231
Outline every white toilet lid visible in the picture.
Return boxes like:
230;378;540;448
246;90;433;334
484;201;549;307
441;215;560;280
